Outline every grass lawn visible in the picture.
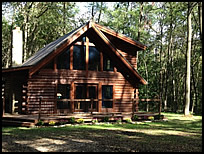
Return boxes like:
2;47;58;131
2;113;202;152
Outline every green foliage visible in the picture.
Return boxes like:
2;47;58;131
76;118;84;124
58;119;68;125
69;117;76;124
103;116;109;122
36;120;44;126
49;121;56;126
124;118;132;123
148;116;154;120
115;117;122;124
92;118;98;124
132;115;139;121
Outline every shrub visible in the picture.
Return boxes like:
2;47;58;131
115;117;122;124
59;119;68;125
92;118;98;124
148;116;154;120
77;118;84;124
36;120;44;126
125;118;132;123
49;121;56;126
103;116;109;122
69;117;76;124
154;115;164;120
132;115;139;121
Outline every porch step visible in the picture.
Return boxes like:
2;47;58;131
2;116;37;123
2;120;35;127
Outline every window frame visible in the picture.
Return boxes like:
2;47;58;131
102;85;113;108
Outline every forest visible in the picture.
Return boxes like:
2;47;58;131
2;2;202;115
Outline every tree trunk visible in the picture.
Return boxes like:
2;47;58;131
63;2;66;35
97;2;103;23
184;2;192;116
198;2;202;41
137;2;143;42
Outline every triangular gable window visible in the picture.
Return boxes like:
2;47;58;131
54;38;114;72
57;47;70;69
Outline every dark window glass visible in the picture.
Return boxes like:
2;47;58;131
89;46;100;71
73;45;86;70
88;86;97;109
57;84;70;109
76;85;86;99
43;60;54;69
57;48;70;69
103;54;114;71
102;85;113;108
75;85;86;109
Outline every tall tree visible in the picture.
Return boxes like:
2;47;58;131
184;2;192;116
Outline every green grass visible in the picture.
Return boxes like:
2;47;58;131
2;113;202;152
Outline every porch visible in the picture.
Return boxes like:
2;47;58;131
2;112;161;127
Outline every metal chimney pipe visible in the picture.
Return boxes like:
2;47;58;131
12;26;23;66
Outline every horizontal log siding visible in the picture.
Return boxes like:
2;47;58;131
117;50;137;69
27;69;137;114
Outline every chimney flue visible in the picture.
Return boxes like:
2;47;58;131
12;26;23;67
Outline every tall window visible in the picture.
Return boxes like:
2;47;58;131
103;54;114;71
73;45;86;70
57;84;70;109
102;85;113;108
57;48;70;69
43;60;54;69
89;46;100;71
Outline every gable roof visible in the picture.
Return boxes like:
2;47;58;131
22;24;85;67
2;21;147;85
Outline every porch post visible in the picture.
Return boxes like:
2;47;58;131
2;80;5;117
98;82;102;112
135;88;139;112
70;81;75;113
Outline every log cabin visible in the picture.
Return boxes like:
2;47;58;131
2;21;147;115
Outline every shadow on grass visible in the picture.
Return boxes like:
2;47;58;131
2;124;202;152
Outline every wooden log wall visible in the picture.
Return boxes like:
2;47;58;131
27;69;138;114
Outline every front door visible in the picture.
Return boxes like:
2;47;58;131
75;84;98;112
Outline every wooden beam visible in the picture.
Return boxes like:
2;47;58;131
70;45;73;70
112;84;115;112
85;37;89;77
74;41;95;46
90;23;147;85
100;52;103;71
94;23;146;50
2;66;31;73
70;81;75;113
98;82;102;112
54;83;57;114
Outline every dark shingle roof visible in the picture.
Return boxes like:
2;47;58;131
22;23;85;67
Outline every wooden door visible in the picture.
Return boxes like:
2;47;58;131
74;84;98;112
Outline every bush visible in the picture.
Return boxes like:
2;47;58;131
49;121;56;126
115;118;122;124
58;119;68;125
125;118;132;123
148;116;154;120
92;118;98;124
77;118;84;124
154;115;164;120
132;115;139;121
36;120;44;126
103;116;109;122
69;117;76;124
